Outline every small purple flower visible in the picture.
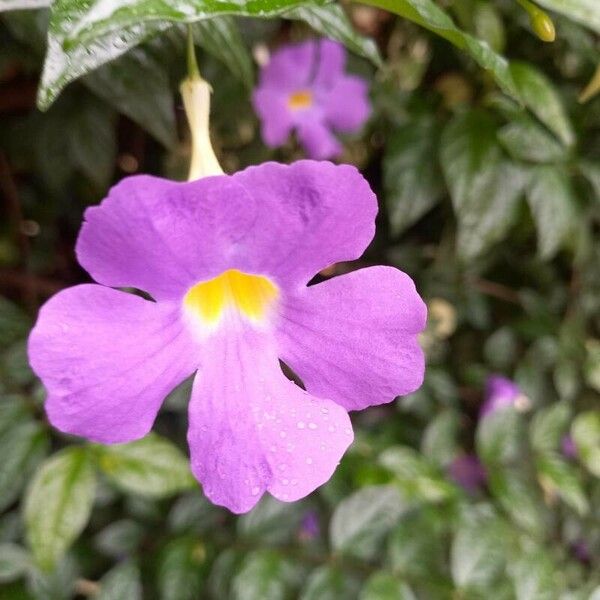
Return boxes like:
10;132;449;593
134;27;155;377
448;454;487;493
28;161;426;514
480;375;525;418
252;39;371;159
561;434;578;459
298;510;320;541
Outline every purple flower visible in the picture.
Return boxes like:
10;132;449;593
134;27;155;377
298;510;320;541
448;454;487;493
252;39;371;159
561;434;578;459
28;160;426;514
480;375;525;418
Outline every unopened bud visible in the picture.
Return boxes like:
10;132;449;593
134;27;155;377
531;8;556;42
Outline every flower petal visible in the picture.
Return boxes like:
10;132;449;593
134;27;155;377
252;88;294;146
322;75;371;132
312;39;345;87
276;266;427;411
260;41;320;91
28;284;198;443
232;160;377;286
187;328;353;513
296;118;342;159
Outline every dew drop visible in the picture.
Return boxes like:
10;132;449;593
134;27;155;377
280;431;287;438
327;425;335;432
308;422;317;430
297;421;306;429
306;457;313;465
320;407;329;414
251;486;260;496
291;479;298;486
281;478;289;486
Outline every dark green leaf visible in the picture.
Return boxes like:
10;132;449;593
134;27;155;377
97;561;142;600
24;446;96;569
529;402;570;454
526;165;577;260
510;62;574;147
421;410;460;467
95;433;196;498
284;4;382;67
158;537;206;600
238;496;304;546
510;552;558;600
0;298;30;348
0;543;30;583
571;411;600;477
384;115;443;235
300;565;360;600
330;485;405;560
476;408;523;466
536;453;589;515
360;571;416;600
498;118;567;163
94;520;145;558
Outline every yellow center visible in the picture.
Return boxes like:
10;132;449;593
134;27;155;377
287;89;313;110
183;269;278;326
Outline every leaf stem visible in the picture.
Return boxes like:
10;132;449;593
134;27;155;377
187;24;201;80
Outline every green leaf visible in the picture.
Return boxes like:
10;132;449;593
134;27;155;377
509;62;574;147
421;410;460;467
379;447;456;502
534;0;600;35
0;543;30;583
284;4;382;67
330;485;405;560
24;446;96;570
571;411;600;477
193;18;254;89
361;0;519;99
231;550;302;600
584;339;600;392
157;537;206;600
94;520;144;558
529;402;570;454
526;165;577;260
536;453;589;515
0;420;49;513
300;565;361;600
497;118;567;163
579;160;600;203
510;553;558;600
476;408;523;466
0;298;30;348
238;496;304;546
451;510;507;590
384;115;443;235
97;561;142;600
95;433;196;498
84;47;177;147
473;2;505;53
0;0;50;10
360;571;416;600
440;110;527;259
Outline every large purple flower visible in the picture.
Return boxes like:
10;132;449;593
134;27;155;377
28;161;426;513
252;39;371;159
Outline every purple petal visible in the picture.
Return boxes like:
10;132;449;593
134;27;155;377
321;75;371;132
276;266;427;411
28;285;198;443
480;375;521;417
252;88;294;147
187;327;353;514
312;40;346;86
448;454;487;493
259;41;318;91
296;119;342;159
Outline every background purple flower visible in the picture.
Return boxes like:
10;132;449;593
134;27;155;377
448;453;487;493
480;374;524;417
252;39;371;159
562;434;578;459
28;160;426;514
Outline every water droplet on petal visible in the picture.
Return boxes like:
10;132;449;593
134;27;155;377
308;422;317;430
328;425;335;432
282;478;289;486
306;457;313;465
320;407;329;414
297;421;306;429
251;486;260;496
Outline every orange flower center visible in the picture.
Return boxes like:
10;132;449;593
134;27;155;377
287;89;313;110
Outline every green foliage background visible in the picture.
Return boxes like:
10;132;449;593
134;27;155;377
0;0;599;597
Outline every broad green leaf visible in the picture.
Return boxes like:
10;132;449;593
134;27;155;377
299;565;360;600
361;0;519;99
94;520;145;558
476;407;523;466
421;409;460;467
535;0;600;35
379;447;456;502
330;485;405;560
529;402;570;453
510;62;574;147
526;165;577;260
158;537;206;600
193;18;254;89
231;550;302;600
0;420;49;513
360;571;417;600
24;447;96;570
0;543;30;583
571;411;600;477
284;4;382;67
96;433;195;498
0;298;30;347
440;110;527;259
27;554;78;600
536;453;589;515
579;160;600;202
0;0;50;10
473;2;505;53
483;328;518;369
510;553;558;600
84;47;177;147
208;549;244;600
498;118;567;163
584;339;600;392
238;496;304;546
451;511;507;590
384;115;443;235
168;492;224;535
97;561;142;600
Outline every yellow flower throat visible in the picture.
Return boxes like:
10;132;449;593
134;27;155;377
184;269;278;325
287;89;313;110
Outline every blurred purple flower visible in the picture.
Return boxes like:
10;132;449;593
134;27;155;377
561;434;578;459
448;453;487;493
571;540;591;563
28;161;426;514
480;375;524;418
298;510;320;541
252;39;371;159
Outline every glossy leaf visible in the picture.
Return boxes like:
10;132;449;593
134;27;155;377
571;411;600;477
158;537;206;600
97;561;142;600
299;565;360;600
360;571;417;600
529;402;570;454
498;117;567;163
24;447;96;570
95;433;196;498
0;543;30;583
536;454;589;515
